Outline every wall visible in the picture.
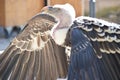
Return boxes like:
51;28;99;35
48;0;83;17
0;0;83;27
0;0;44;26
0;0;5;26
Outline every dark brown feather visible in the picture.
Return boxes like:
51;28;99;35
0;14;67;80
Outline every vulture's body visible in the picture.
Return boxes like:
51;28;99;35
0;4;120;80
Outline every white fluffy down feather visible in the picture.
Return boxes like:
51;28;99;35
53;28;69;45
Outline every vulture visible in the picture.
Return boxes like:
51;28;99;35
0;3;120;80
0;4;74;80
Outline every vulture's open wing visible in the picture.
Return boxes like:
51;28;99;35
0;14;67;80
74;16;120;57
68;16;120;80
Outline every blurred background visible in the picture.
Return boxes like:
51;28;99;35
0;0;120;52
84;0;120;24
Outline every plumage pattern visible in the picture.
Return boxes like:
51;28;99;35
67;16;120;80
74;16;120;57
0;3;120;80
0;13;68;80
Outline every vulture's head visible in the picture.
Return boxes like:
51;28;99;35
41;3;75;45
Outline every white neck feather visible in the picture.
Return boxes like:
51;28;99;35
53;28;69;45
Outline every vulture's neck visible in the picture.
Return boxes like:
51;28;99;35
53;27;69;45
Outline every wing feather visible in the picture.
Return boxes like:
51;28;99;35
69;16;120;80
36;50;42;80
74;16;120;56
17;51;31;80
0;14;67;80
33;50;40;79
25;51;36;80
0;45;17;74
53;41;68;77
